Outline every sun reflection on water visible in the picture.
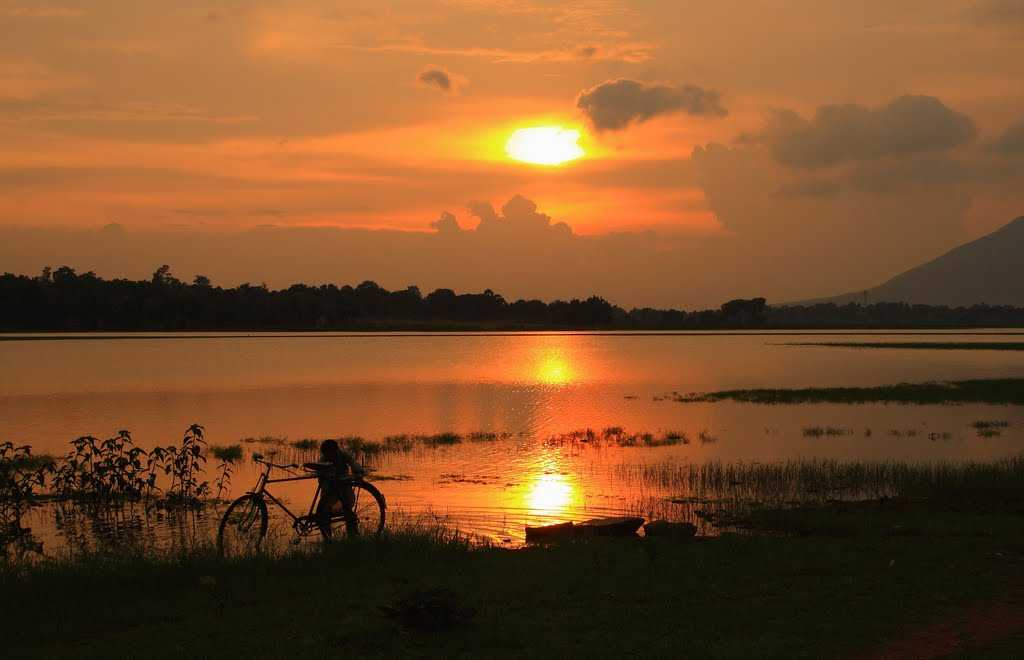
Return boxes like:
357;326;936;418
527;472;574;514
535;352;574;385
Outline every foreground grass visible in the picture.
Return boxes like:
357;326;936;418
677;378;1024;405
2;515;1023;660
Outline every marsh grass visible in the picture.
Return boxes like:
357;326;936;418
675;378;1024;405
545;427;693;448
240;435;288;445
971;420;1011;437
802;426;852;437
617;455;1024;510
210;444;243;462
421;433;463;447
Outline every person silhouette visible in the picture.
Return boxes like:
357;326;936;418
308;439;364;540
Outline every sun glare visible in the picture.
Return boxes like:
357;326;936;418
505;126;585;166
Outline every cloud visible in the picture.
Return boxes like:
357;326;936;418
417;68;454;93
993;117;1024;156
966;0;1024;26
576;79;727;132
430;211;462;234
762;95;977;169
467;195;573;238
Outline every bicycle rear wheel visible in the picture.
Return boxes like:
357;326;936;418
329;481;386;538
218;494;268;557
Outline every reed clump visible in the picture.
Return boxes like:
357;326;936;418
971;420;1011;437
545;427;694;449
616;455;1024;508
802;426;852;437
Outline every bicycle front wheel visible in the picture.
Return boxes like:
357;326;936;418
330;481;386;538
218;494;268;557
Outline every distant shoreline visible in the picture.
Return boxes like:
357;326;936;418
4;329;1024;341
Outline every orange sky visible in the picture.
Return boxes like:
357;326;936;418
2;1;1024;307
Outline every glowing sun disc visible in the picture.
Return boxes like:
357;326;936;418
505;126;584;165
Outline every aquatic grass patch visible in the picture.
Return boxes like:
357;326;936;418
546;427;693;449
790;342;1024;351
210;444;243;463
616;455;1024;510
419;432;463;447
467;431;512;442
674;378;1024;405
801;426;852;437
698;430;718;444
240;435;288;445
972;420;1011;437
290;438;319;450
382;435;416;452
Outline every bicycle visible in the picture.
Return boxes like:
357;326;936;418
217;452;386;557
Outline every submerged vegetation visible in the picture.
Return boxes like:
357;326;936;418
675;378;1024;405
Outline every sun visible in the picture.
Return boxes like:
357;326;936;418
505;126;585;166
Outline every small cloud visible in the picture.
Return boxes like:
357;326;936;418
576;79;727;132
417;68;461;94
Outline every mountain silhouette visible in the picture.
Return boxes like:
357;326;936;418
796;216;1024;307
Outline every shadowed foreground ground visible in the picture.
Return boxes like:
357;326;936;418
3;504;1024;659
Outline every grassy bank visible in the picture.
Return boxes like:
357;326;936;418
676;378;1024;405
3;508;1024;659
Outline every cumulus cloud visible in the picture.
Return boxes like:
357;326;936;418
468;195;573;238
762;95;977;169
416;68;457;93
430;211;462;234
993;117;1024;156
576;79;727;132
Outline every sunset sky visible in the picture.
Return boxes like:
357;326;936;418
2;1;1024;308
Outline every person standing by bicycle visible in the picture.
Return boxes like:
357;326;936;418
311;439;365;540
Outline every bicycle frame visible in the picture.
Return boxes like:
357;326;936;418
248;457;360;530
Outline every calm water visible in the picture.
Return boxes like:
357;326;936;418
4;331;1024;549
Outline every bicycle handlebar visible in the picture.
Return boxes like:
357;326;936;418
251;453;299;470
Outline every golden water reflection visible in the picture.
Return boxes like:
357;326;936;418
534;350;575;386
521;454;582;521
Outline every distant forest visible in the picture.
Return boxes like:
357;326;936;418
3;266;1024;331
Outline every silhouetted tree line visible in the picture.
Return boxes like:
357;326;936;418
2;266;1024;331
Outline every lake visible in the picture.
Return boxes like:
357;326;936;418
4;330;1024;549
